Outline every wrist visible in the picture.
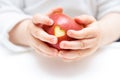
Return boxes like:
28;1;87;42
9;19;31;47
98;19;120;47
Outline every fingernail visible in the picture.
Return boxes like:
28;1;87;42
67;30;73;36
60;43;64;48
50;37;57;44
49;19;53;25
60;41;67;49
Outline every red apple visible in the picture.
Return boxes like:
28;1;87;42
43;12;84;50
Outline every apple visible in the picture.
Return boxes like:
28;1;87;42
43;12;84;50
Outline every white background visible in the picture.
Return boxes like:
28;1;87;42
0;42;120;80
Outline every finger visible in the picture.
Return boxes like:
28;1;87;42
74;15;96;26
30;24;57;44
67;26;98;39
31;46;53;57
60;38;98;50
29;35;58;56
46;7;63;16
34;46;54;58
62;55;83;62
58;50;80;60
32;14;53;25
59;48;96;60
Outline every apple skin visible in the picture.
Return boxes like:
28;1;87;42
43;13;84;50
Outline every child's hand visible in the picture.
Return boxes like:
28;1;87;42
58;15;101;61
30;7;63;57
9;8;63;57
26;16;58;57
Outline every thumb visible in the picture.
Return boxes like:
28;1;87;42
32;14;53;26
74;15;96;26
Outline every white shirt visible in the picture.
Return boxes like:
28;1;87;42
0;0;120;52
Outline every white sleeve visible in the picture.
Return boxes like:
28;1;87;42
0;0;32;52
97;0;120;20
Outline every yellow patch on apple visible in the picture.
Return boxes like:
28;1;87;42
54;26;65;37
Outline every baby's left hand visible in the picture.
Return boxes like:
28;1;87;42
58;15;102;61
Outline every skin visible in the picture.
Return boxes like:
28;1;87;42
9;8;120;61
9;8;63;57
59;13;120;61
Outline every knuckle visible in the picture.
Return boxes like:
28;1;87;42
33;30;40;38
33;14;41;23
80;40;87;49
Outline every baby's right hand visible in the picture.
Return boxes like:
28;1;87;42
25;8;63;57
26;15;57;57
